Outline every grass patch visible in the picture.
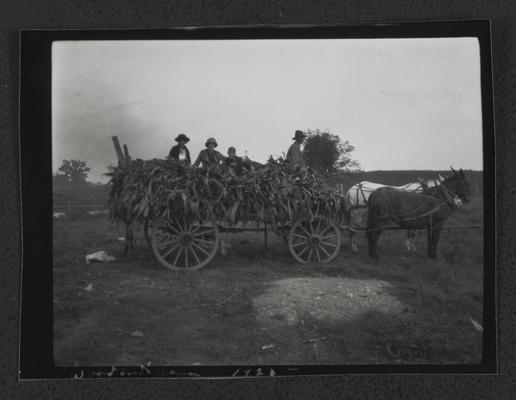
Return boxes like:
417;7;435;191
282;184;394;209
53;198;484;366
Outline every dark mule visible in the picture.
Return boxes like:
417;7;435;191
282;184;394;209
366;168;471;259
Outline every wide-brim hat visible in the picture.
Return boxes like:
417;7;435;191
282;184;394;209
205;137;218;147
292;130;306;140
175;133;190;143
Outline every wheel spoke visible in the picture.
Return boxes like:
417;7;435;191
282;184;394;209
307;248;313;262
291;241;307;248
293;233;309;240
172;246;183;266
298;245;310;257
162;243;180;259
192;241;210;256
315;247;321;262
320;233;337;241
316;218;322;233
190;244;201;264
298;224;311;237
185;247;189;269
193;228;216;237
190;224;202;233
318;225;332;237
318;244;332;259
157;239;178;248
166;222;182;235
320;240;338;248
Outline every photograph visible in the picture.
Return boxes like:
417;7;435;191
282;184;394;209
38;27;492;375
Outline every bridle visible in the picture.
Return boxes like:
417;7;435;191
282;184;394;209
434;178;464;209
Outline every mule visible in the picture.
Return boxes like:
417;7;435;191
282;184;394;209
344;175;445;252
366;168;471;259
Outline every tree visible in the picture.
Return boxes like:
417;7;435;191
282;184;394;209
56;159;91;186
303;129;360;175
52;173;70;186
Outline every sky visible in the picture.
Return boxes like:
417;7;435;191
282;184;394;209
52;38;483;183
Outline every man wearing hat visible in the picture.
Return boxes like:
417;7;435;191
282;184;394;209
225;146;252;176
193;137;226;168
286;130;306;165
168;133;191;164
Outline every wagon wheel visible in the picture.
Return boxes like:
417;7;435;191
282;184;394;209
150;217;220;271
288;216;341;264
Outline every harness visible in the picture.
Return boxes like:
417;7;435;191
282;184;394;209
356;183;368;206
378;184;459;224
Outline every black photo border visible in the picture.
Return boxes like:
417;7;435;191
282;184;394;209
19;20;496;380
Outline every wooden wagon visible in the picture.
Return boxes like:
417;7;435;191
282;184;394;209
142;204;342;271
111;136;343;271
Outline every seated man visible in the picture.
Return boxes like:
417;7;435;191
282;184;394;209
168;133;191;164
225;146;251;176
193;137;226;168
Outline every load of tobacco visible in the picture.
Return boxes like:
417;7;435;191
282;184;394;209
106;158;346;226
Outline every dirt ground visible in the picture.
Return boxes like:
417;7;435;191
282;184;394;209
53;198;484;366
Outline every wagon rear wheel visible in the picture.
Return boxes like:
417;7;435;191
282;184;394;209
150;217;220;271
288;216;341;264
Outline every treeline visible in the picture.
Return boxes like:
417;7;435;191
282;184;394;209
53;184;108;207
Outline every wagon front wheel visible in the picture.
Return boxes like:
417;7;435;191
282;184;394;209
151;217;220;271
288;217;341;264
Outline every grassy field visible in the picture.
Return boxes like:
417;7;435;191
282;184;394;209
53;197;484;366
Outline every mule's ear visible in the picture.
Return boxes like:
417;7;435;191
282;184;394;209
450;166;456;172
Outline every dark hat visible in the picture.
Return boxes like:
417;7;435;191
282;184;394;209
292;130;306;140
228;146;236;153
175;133;190;143
205;137;218;147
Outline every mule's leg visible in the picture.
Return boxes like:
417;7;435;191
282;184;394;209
412;230;417;251
428;222;444;259
366;205;381;259
405;229;417;252
350;231;358;253
368;229;382;259
405;230;412;251
426;222;432;258
367;227;382;259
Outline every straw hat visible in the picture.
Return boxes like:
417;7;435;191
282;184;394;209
292;130;306;140
205;137;218;147
175;133;190;143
